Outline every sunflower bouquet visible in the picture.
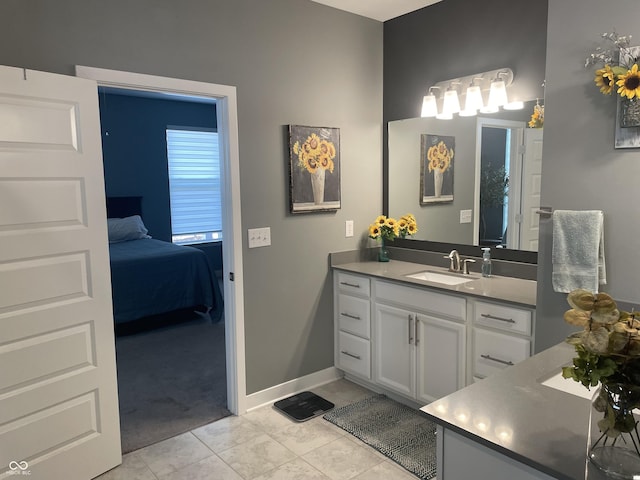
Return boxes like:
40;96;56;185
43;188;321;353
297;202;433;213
586;32;640;100
368;214;418;242
426;141;453;174
292;133;336;174
528;101;544;128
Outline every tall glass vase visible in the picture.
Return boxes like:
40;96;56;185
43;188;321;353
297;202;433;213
587;382;640;479
378;237;389;262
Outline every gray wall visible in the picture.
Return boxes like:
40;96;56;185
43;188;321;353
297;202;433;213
535;0;640;351
0;0;383;394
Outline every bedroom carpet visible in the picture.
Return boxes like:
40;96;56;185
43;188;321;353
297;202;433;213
323;394;437;480
115;311;230;453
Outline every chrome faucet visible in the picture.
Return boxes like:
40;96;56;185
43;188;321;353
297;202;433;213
444;249;461;272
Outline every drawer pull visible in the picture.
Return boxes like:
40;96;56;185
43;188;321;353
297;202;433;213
480;354;514;366
341;350;361;360
480;313;515;324
408;314;414;345
340;312;361;320
340;281;361;288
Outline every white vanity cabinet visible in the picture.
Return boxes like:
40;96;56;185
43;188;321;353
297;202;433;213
334;272;371;379
470;300;534;382
332;266;536;402
373;280;466;403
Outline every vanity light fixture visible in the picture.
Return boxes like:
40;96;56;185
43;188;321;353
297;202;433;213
420;87;439;117
441;85;461;116
421;68;516;119
487;71;509;108
461;78;485;115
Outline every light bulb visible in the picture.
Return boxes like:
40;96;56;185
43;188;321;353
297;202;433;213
464;84;484;112
488;79;508;108
442;88;460;115
421;93;438;117
504;101;524;110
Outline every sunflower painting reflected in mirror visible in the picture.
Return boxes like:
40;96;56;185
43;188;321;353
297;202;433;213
420;134;454;205
288;125;341;213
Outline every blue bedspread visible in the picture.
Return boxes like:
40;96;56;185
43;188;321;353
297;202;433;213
109;238;221;324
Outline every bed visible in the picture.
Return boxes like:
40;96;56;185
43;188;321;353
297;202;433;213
106;196;222;325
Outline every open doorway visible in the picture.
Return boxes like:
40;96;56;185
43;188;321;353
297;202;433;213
75;66;247;448
97;86;228;452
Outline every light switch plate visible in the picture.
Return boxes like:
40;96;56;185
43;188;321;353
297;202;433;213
345;220;354;237
459;209;472;224
248;227;271;248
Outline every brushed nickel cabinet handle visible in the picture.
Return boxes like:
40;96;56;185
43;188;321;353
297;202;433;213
341;350;361;360
414;315;419;346
480;313;515;324
408;314;414;345
480;354;514;366
340;281;360;288
340;312;361;320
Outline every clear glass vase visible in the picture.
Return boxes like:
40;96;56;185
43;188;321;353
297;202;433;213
378;238;389;262
587;383;640;479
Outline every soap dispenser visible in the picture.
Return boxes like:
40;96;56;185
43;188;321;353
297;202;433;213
481;247;492;277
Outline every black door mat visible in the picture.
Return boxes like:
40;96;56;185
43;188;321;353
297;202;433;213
274;391;334;422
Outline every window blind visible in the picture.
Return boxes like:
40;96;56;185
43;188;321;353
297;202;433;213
166;128;222;244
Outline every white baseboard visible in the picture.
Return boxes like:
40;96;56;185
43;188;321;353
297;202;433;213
244;367;343;412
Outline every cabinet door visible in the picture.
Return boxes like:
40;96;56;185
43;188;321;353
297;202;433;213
416;315;466;403
374;304;415;398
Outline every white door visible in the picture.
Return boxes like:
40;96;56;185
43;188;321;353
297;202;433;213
0;67;121;479
415;315;466;403
373;304;415;398
519;128;543;251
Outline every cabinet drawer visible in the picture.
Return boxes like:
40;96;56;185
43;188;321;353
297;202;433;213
336;272;370;297
337;331;370;379
337;294;370;338
474;301;532;336
473;329;530;378
375;280;465;321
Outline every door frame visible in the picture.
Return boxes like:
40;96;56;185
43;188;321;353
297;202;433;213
75;65;247;415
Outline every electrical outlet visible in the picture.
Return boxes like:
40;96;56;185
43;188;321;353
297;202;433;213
345;220;354;237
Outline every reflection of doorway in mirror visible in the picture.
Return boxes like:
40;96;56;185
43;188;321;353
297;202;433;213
475;118;535;251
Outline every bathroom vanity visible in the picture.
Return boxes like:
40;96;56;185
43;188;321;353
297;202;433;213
332;257;536;403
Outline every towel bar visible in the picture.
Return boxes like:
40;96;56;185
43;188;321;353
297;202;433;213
535;209;553;217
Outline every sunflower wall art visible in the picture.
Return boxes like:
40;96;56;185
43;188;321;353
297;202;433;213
288;125;341;213
585;32;640;148
419;134;454;205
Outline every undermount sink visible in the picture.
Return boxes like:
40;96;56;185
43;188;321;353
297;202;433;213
540;371;593;400
405;270;477;286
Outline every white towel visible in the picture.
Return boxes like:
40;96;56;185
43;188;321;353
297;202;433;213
552;210;606;293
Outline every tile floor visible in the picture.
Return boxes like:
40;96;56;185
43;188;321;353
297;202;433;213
97;379;419;480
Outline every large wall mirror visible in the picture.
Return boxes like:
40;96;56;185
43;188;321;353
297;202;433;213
388;99;542;255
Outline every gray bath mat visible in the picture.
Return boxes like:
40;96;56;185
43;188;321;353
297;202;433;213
323;394;437;479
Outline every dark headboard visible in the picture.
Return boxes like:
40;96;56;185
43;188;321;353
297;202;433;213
106;196;143;218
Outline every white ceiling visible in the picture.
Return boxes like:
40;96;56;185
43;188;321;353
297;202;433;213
309;0;442;22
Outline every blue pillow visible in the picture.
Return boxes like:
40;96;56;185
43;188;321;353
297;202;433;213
107;215;151;243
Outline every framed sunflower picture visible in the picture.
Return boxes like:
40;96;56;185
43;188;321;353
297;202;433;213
420;134;454;205
288;125;341;214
